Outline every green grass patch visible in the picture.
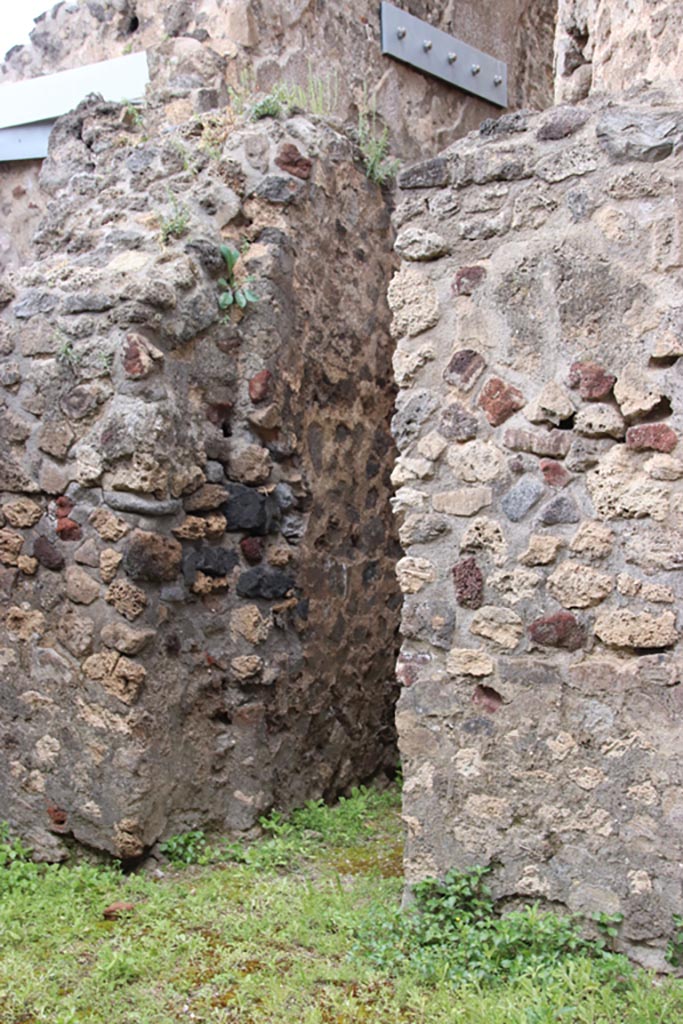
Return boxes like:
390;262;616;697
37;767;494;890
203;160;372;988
1;786;682;1023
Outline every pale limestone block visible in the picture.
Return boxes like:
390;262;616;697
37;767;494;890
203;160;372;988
489;567;542;603
396;556;436;594
569;521;614;558
470;605;523;649
417;431;447;461
644;454;683;480
387;265;440;339
432;486;492;516
548;561;614;608
523;381;575;426
392;346;435;387
460;516;507;564
614;363;662;419
594;609;678;648
447;440;504;483
519;534;564;565
446;648;495;677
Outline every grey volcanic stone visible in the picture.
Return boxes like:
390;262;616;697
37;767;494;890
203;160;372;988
398;158;449;189
597;109;683;163
502;476;544;522
103;492;182;516
438;402;479;442
13;290;58;319
537;107;590;141
253;176;304;204
538;494;581;524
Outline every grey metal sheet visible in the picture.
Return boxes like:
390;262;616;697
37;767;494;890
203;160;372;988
380;2;507;108
0;120;54;161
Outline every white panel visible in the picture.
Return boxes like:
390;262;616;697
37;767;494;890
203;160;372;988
0;120;54;160
0;51;149;131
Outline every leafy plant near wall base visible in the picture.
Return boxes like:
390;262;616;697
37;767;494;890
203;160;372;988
217;243;258;312
666;913;683;966
159;829;211;866
592;911;624;951
355;864;632;987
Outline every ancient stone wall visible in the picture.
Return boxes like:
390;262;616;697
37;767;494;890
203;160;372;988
0;92;400;861
1;0;557;161
555;0;683;103
391;98;683;967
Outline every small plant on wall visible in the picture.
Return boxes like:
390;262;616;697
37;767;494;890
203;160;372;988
217;243;258;314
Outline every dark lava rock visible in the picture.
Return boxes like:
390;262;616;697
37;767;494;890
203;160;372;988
236;567;295;600
224;483;279;535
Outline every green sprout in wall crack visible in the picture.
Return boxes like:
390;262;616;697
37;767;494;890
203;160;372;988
357;103;400;187
159;194;190;245
217;243;258;314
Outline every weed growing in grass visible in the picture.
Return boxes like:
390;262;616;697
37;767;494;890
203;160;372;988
159;829;212;866
3;795;683;1024
593;910;624;950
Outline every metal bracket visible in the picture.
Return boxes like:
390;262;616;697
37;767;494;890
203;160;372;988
380;2;507;108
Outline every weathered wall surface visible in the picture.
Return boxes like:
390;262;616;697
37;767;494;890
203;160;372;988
0;162;46;274
555;0;683;103
391;100;683;967
1;0;557;160
0;96;400;860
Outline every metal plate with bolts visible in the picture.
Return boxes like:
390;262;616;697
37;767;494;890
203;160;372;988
380;2;507;108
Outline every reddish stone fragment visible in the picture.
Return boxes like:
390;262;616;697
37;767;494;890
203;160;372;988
55;495;73;518
452;558;484;609
478;377;525;427
540;459;572;488
248;369;273;404
56;517;82;541
122;334;152;379
275;143;312;180
503;428;572;458
528;611;585;651
47;804;67;827
240;536;264;564
453;266;487;296
443;348;486;391
626;423;677;453
103;901;135;920
396;650;431;688
472;684;503;713
568;361;616;401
